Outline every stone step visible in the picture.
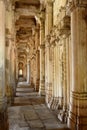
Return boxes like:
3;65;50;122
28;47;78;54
14;96;45;106
16;87;34;92
16;92;37;97
16;92;38;96
17;85;31;88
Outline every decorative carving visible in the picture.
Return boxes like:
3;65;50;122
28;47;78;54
67;0;87;13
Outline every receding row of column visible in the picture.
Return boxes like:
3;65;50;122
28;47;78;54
44;0;87;130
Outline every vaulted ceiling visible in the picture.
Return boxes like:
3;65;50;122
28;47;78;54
15;0;41;66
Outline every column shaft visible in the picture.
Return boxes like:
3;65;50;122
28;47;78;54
68;6;87;130
36;50;40;91
45;1;53;35
0;1;7;130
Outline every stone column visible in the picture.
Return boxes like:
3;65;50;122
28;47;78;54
39;16;45;95
0;0;6;97
34;27;40;91
57;43;63;106
58;42;63;108
45;42;53;107
45;0;53;35
39;44;45;95
35;50;40;91
5;2;15;103
62;37;67;111
0;0;7;130
45;44;50;104
66;35;71;110
23;63;27;81
68;1;87;130
27;62;30;83
16;56;18;81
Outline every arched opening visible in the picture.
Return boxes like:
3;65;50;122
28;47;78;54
19;69;23;76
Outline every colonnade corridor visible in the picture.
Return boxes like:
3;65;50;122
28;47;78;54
7;81;70;130
0;0;87;130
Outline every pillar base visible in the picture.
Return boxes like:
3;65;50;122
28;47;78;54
35;78;40;92
39;80;45;96
0;97;7;130
51;97;59;110
39;88;45;96
45;82;52;105
58;109;68;123
68;92;87;130
68;112;87;130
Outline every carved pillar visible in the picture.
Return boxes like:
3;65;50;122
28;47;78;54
45;40;53;106
0;0;6;104
39;7;45;95
39;44;45;95
35;50;40;91
58;42;63;108
27;62;30;83
9;48;16;101
39;43;45;95
66;35;71;110
16;56;18;81
56;42;63;108
23;62;27;81
0;1;7;130
5;2;15;104
45;0;53;35
45;43;49;104
62;37;67;111
53;44;58;108
7;4;16;99
50;42;59;110
34;27;40;91
67;1;87;130
0;0;6;96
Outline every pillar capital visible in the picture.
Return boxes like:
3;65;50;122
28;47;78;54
67;0;87;12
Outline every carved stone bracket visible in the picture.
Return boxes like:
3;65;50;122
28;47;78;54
66;0;87;13
44;25;60;47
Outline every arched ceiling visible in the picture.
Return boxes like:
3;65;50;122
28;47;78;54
15;0;41;63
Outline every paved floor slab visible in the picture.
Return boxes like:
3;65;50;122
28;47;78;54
8;104;69;130
8;82;69;130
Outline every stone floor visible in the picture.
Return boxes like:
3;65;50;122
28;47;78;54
7;82;70;130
